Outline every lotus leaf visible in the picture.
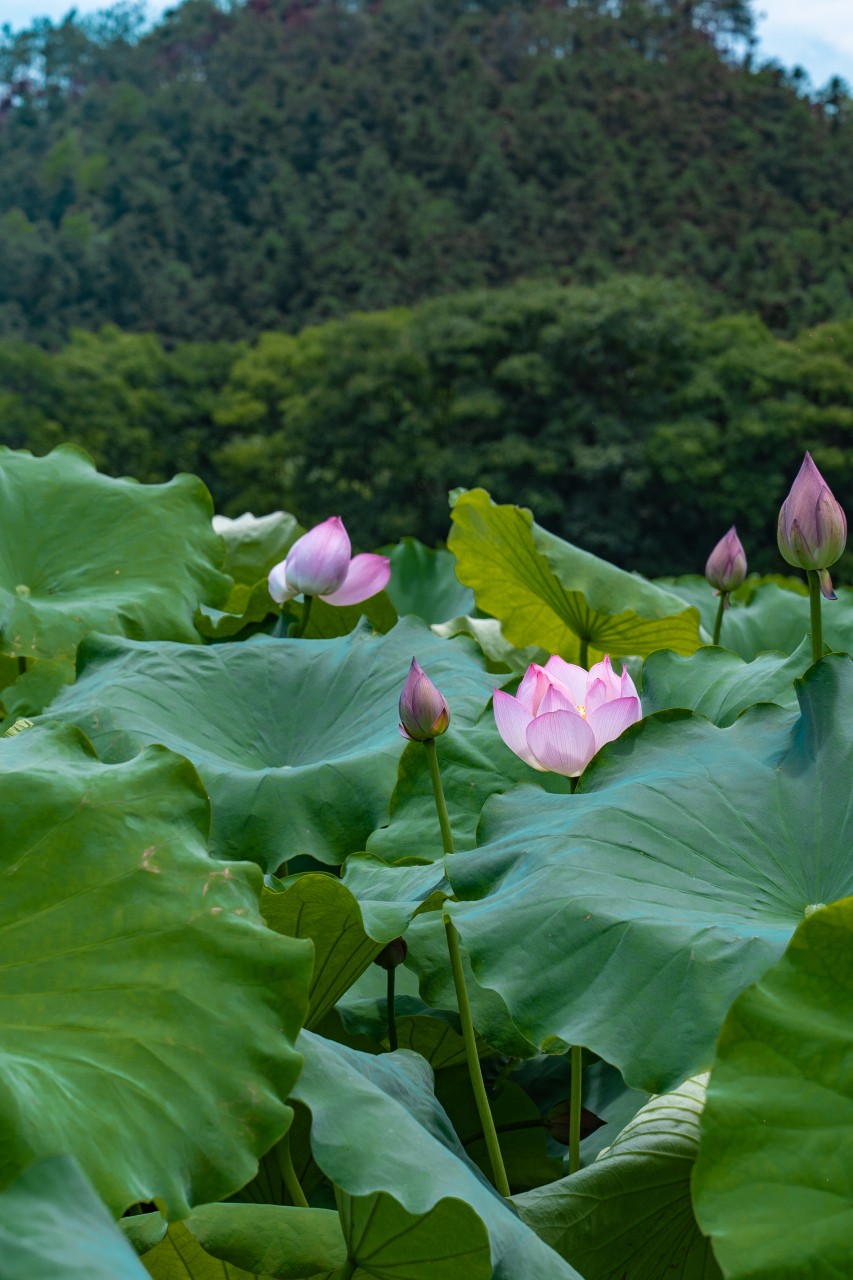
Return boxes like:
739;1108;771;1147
640;639;809;726
0;446;230;712
0;1155;150;1280
0;720;312;1216
442;654;853;1091
515;1076;720;1279
692;897;853;1279
448;488;703;663
385;537;475;624
290;1030;582;1279
212;512;303;586
41;618;496;869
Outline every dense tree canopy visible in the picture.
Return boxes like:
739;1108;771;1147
4;276;853;579
0;0;851;345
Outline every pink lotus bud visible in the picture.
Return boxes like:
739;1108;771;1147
705;526;747;595
268;515;390;606
398;658;450;741
373;937;408;970
778;454;847;598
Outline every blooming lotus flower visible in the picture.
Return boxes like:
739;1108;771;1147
268;516;390;606
399;659;450;741
494;655;641;778
705;526;747;597
778;453;847;599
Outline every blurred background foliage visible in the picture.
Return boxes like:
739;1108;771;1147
3;275;853;577
2;0;853;577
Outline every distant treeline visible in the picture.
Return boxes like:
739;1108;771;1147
0;0;852;346
3;276;853;580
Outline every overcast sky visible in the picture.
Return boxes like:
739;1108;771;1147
2;0;852;91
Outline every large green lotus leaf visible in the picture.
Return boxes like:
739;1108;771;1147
290;1030;582;1279
448;489;702;662
0;720;312;1216
212;512;303;586
640;639;809;726
692;897;853;1280
515;1075;720;1279
431;615;550;674
333;1188;491;1280
40;618;496;870
0;655;75;719
260;860;449;1028
367;714;572;864
0;446;230;672
195;580;279;642
385;538;476;624
442;654;853;1093
299;593;398;640
135;1221;273;1278
0;1155;149;1280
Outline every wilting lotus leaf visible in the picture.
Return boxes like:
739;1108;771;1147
641;639;809;726
385;538;476;624
442;654;853;1092
516;1076;720;1279
0;1155;150;1280
41;618;496;869
0;721;311;1216
692;897;853;1280
0;446;230;694
290;1030;582;1279
448;488;702;663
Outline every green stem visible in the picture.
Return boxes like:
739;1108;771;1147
335;1261;357;1280
425;737;454;854
276;1129;308;1208
16;656;26;676
578;636;589;670
293;594;314;639
569;1044;582;1174
808;570;823;665
570;776;578;795
387;966;398;1051
444;915;511;1197
712;592;728;646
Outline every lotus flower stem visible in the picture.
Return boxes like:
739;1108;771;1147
808;571;823;665
578;637;589;670
425;738;454;855
444;913;511;1198
568;1044;583;1174
712;592;728;647
386;967;398;1051
277;1129;308;1208
16;656;25;676
292;594;314;639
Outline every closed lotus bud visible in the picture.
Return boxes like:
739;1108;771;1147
705;526;747;595
778;453;847;599
373;937;408;970
545;1101;606;1146
398;658;450;742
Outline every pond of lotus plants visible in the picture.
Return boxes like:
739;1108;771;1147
1;443;851;1279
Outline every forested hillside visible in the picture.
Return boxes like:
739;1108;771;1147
4;276;853;578
1;0;852;345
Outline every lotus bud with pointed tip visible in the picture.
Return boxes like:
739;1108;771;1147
373;937;408;970
398;659;450;741
705;526;747;596
778;453;847;599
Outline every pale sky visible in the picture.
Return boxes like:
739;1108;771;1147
1;0;852;91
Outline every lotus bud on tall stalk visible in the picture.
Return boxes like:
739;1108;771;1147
268;515;390;637
705;526;747;646
396;659;510;1198
777;453;848;664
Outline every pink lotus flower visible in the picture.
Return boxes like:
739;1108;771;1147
778;453;847;599
399;658;450;741
705;526;747;597
494;655;641;778
268;516;390;606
